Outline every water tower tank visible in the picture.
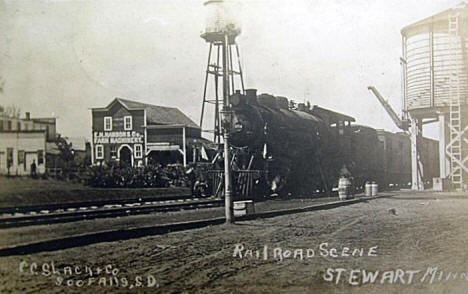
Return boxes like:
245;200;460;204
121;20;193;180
201;0;241;44
401;3;468;115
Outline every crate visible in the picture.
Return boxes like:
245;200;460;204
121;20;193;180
233;200;255;216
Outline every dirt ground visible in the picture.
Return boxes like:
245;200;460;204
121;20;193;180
0;197;341;248
1;191;468;294
0;176;189;207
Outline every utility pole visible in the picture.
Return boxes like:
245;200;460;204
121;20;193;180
200;0;241;222
222;33;233;224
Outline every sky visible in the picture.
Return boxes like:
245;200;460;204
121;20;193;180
0;0;460;140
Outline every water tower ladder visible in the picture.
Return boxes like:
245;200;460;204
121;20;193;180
447;13;464;189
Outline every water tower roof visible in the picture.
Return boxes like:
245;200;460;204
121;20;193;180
204;0;223;5
401;2;468;37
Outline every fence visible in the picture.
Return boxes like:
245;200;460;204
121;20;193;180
207;170;263;200
46;167;87;179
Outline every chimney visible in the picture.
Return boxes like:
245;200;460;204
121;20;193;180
245;89;258;105
25;112;31;120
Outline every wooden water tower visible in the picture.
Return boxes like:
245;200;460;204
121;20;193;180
369;3;468;191
401;3;468;191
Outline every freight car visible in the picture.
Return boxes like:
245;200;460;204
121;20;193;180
374;130;439;188
226;89;438;197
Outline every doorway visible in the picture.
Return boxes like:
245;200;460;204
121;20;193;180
119;146;132;166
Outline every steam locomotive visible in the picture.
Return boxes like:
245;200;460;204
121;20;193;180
226;89;438;197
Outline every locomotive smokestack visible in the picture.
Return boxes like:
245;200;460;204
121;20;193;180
245;89;258;105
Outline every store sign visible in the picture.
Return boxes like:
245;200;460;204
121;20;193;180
93;131;144;144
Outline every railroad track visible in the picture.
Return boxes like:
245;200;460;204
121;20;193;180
0;197;223;229
0;194;194;215
0;195;381;257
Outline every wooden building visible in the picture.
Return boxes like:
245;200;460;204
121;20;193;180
91;98;209;167
0;112;56;175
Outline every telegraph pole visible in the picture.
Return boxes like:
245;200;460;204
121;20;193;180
222;33;233;224
200;0;241;223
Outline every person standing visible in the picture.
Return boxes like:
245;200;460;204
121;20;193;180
30;160;37;178
186;164;197;197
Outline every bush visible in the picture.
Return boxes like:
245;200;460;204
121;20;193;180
81;163;191;188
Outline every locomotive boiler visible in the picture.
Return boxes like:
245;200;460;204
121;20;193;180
225;89;438;197
229;89;352;196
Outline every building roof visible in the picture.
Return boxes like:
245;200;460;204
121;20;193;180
311;105;356;124
93;97;199;129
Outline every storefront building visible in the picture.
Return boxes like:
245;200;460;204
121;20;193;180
0;113;56;175
91;98;209;167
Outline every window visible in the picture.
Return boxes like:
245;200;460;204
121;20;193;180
134;144;142;158
18;150;25;167
124;116;132;130
104;116;112;131
7;120;12;130
37;150;44;165
17;122;21;131
6;148;13;168
110;146;117;158
0;120;3;130
0;151;4;169
96;145;104;159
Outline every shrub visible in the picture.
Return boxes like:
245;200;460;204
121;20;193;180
81;163;191;188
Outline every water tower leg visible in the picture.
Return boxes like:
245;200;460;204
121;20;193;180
410;117;424;190
438;113;449;179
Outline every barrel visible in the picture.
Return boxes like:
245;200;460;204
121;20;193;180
233;200;255;216
365;181;372;197
338;177;351;200
371;181;378;196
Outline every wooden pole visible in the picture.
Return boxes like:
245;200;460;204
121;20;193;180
439;113;447;179
223;33;233;224
182;126;186;167
410;117;424;190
